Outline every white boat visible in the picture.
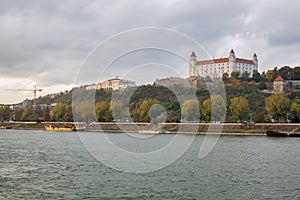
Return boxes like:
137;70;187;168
138;129;169;134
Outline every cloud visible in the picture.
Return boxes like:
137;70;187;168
0;0;300;103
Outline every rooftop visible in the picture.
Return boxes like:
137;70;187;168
274;75;285;81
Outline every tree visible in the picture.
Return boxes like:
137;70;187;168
202;95;226;122
230;79;241;87
266;67;278;81
20;106;38;121
63;105;73;122
149;104;167;123
253;107;267;123
73;102;95;122
222;73;230;83
52;104;67;121
266;70;274;81
252;70;261;82
110;100;129;122
229;96;249;121
245;92;265;114
202;98;211;121
265;94;290;122
137;99;160;122
241;71;250;81
290;98;300;121
231;71;240;79
96;101;112;122
258;81;267;90
182;99;200;122
0;106;11;121
210;95;226;122
43;107;51;121
13;108;23;121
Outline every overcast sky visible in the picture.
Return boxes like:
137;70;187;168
1;0;300;103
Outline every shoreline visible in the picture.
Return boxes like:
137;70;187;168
2;122;299;136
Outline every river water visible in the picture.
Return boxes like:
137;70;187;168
0;130;299;199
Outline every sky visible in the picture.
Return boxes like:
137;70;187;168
1;0;300;104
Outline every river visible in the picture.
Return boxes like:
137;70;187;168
0;130;299;199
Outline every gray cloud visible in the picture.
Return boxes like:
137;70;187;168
0;0;300;103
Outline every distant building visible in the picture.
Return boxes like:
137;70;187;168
84;84;97;90
189;49;258;78
273;75;286;93
273;75;300;93
186;76;212;89
154;76;213;90
36;104;51;111
97;77;136;91
287;80;300;89
154;77;189;88
50;103;58;107
9;105;25;111
261;75;300;94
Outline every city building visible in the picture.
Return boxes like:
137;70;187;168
97;77;136;91
189;49;258;78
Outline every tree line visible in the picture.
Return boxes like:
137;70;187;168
1;66;299;123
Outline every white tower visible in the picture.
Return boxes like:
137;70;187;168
228;49;236;75
189;51;197;77
252;53;258;71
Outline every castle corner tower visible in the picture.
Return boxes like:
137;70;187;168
189;51;197;77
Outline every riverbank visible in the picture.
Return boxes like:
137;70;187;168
2;122;299;135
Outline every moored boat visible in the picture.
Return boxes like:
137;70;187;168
0;126;12;129
74;126;87;132
44;125;75;132
139;130;160;134
288;133;300;137
266;130;300;137
138;129;169;134
266;130;288;137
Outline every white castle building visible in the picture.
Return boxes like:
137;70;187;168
189;49;258;78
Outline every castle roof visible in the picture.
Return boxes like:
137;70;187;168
197;58;228;65
230;49;235;53
190;51;196;57
197;57;254;65
274;75;285;81
236;58;255;64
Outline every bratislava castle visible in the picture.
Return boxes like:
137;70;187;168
189;49;258;78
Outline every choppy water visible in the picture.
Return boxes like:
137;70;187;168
0;130;299;199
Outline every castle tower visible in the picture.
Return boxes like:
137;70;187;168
229;49;236;61
252;53;258;71
189;51;197;77
228;49;236;75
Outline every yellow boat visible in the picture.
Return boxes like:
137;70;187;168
44;125;75;132
0;126;12;129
